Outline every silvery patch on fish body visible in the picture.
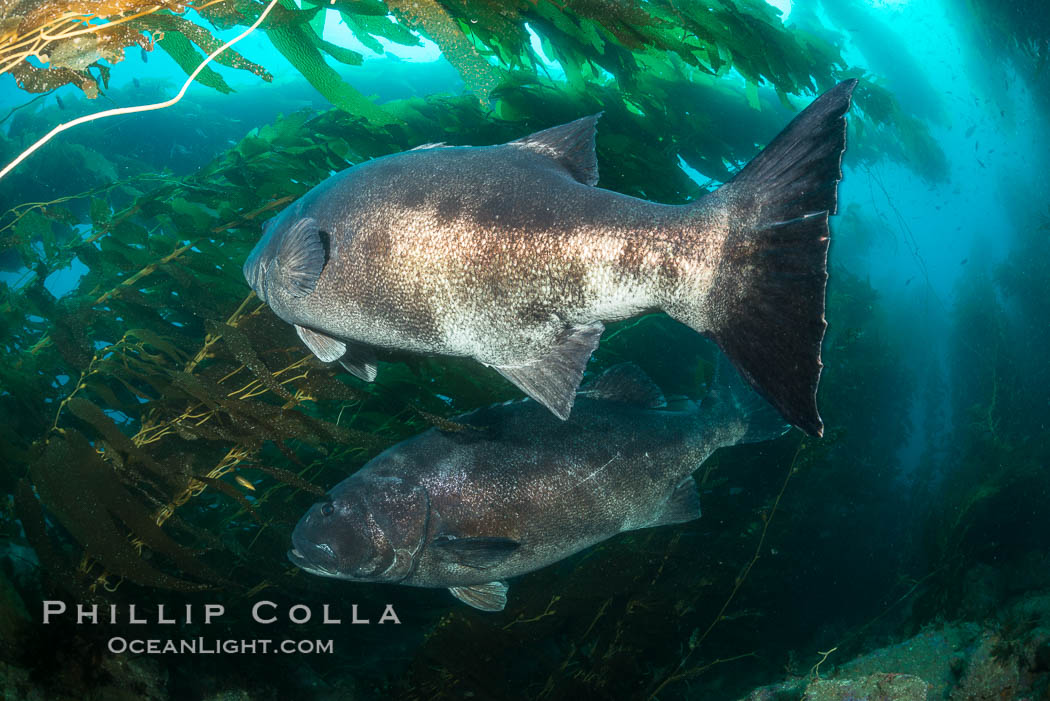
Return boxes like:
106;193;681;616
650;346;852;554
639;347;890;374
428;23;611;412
244;81;858;436
288;362;789;611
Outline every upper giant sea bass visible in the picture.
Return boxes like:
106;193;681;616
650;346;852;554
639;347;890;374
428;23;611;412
243;80;858;436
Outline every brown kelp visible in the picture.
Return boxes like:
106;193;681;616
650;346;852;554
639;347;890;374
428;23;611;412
1;0;267;98
1;0;933;615
1;1;943;177
1;0;834;101
909;205;1050;622
1;110;394;594
0;1;967;697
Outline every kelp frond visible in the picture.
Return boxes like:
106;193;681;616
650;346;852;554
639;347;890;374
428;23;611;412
0;0;950;599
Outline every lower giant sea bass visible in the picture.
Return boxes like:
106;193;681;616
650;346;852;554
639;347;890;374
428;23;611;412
288;362;788;611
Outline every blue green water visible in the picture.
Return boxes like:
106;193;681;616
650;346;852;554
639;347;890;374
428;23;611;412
0;0;1048;698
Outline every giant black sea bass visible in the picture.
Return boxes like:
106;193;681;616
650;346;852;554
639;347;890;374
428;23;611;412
244;80;858;436
288;363;789;611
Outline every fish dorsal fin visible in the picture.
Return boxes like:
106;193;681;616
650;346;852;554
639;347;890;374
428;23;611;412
295;324;345;363
449;581;508;612
581;363;666;408
493;322;604;420
410;142;447;150
511;114;602;186
432;535;520;569
276;217;326;297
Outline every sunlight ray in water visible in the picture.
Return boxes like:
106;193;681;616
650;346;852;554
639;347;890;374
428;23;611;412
0;0;1047;697
765;0;793;20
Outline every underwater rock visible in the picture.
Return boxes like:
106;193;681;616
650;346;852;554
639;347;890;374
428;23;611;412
740;679;808;700
832;626;980;698
740;587;1050;701
949;633;1025;700
802;674;928;701
740;674;928;701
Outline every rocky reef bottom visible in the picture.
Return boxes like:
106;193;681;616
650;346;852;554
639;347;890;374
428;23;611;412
741;590;1050;701
2;574;1049;700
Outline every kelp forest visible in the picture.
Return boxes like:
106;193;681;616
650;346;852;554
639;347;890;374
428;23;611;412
0;0;1048;698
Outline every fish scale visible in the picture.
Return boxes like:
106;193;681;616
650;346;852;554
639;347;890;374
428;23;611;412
288;362;789;611
245;80;858;435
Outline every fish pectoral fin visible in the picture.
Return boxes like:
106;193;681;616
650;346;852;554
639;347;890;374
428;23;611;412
338;342;378;382
432;535;520;569
579;363;666;408
647;476;702;529
295;325;346;363
493;322;604;420
275;217;326;297
510;115;601;186
449;581;509;612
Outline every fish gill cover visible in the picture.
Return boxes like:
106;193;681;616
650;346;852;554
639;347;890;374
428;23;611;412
0;0;1047;699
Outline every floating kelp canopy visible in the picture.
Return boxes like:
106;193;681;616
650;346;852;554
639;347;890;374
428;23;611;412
6;2;1050;699
1;0;838;101
1;0;266;98
1;0;946;173
0;0;946;621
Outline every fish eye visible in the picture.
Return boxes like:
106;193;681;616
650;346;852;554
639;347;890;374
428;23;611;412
320;502;334;517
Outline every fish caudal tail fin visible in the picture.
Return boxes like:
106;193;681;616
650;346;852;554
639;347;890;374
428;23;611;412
672;79;857;437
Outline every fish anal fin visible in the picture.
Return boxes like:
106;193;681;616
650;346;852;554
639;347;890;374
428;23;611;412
649;476;701;528
581;363;666;408
449;581;508;612
295;324;346;363
276;217;326;297
511;114;602;186
338;342;378;382
494;322;604;420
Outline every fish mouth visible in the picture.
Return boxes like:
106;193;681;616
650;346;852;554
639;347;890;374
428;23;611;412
287;548;347;579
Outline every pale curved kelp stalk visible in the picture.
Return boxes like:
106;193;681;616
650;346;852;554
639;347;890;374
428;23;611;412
1;1;943;175
0;0;950;681
0;0;266;97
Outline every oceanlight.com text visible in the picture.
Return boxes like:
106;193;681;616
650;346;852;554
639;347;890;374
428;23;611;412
107;637;335;655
